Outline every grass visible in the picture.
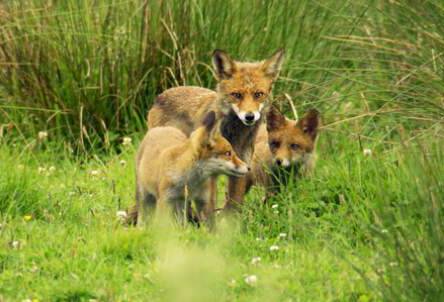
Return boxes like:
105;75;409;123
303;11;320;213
0;0;443;301
1;129;443;301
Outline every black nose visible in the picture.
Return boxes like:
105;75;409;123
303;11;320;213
247;166;251;172
276;159;282;166
245;112;255;122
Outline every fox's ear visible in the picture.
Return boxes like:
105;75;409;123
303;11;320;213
262;49;285;79
201;111;221;147
202;111;217;133
212;49;236;79
266;106;286;132
297;109;320;140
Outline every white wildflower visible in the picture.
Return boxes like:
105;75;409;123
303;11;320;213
119;159;127;166
38;131;48;141
271;204;278;209
269;245;279;252
48;166;56;173
363;148;372;156
122;137;132;146
244;275;257;286
251;257;261;265
37;167;46;174
10;240;21;249
273;210;279;214
116;210;128;221
278;233;287;239
89;170;100;176
381;229;388;234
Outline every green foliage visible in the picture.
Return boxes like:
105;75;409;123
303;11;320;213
1;0;442;150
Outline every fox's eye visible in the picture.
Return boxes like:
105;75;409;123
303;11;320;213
254;91;264;99
225;151;232;157
269;141;280;149
230;92;242;99
290;143;300;150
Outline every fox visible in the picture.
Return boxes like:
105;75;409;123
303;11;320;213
147;49;285;209
246;107;320;196
134;111;249;226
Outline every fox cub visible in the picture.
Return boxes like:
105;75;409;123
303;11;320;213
246;107;320;195
148;49;285;208
135;111;249;226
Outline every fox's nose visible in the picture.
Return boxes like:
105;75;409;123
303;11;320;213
276;159;282;166
245;112;255;122
247;166;251;172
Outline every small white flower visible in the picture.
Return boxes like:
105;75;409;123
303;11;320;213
273;210;279;214
122;137;132;146
363;148;372;156
38;131;48;141
37;167;46;174
119;159;127;166
278;233;287;239
389;261;398;267
10;240;21;249
244;275;257;286
90;170;100;176
271;204;278;209
116;210;128;221
381;229;388;234
48;166;56;173
269;245;279;252
251;257;261;265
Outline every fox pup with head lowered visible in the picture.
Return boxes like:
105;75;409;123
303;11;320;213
148;49;285;209
135;111;249;226
246;107;320;195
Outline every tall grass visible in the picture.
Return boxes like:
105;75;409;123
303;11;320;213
1;1;442;150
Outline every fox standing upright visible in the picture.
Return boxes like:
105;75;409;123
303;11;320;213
148;49;285;209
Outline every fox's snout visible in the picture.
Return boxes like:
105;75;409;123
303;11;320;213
274;157;291;167
230;155;250;175
231;103;263;126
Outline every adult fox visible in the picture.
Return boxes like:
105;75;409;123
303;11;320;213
147;49;284;209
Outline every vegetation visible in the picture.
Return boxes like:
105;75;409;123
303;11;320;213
0;0;443;301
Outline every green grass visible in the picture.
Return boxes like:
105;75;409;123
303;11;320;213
1;130;443;301
0;0;443;301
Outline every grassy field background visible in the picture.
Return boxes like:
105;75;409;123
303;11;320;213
1;0;443;301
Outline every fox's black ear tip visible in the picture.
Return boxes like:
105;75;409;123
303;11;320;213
308;108;320;115
212;49;226;57
202;111;217;130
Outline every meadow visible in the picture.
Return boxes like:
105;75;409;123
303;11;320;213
1;0;443;301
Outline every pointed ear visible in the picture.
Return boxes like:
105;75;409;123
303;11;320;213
212;49;237;79
202;110;217;133
200;111;220;147
297;109;320;140
261;48;285;79
266;106;286;132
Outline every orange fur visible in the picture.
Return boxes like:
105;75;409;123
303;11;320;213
246;108;320;195
147;49;284;209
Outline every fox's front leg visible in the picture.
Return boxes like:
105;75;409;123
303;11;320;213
225;175;248;210
202;177;217;228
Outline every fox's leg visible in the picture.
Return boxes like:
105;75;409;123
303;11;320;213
137;191;156;227
202;177;217;228
225;175;248;210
